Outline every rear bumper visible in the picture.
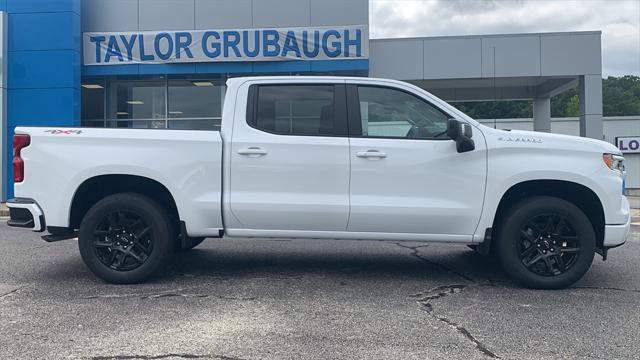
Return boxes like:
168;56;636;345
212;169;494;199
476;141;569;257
6;198;45;232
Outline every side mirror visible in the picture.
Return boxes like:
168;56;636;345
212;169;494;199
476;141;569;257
446;119;461;139
447;119;475;153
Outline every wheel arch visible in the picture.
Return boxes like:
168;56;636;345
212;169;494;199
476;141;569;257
491;180;605;249
69;174;180;231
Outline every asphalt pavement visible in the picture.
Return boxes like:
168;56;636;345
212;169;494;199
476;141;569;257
0;220;638;360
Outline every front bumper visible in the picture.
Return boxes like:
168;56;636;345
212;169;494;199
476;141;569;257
603;196;631;248
6;198;45;232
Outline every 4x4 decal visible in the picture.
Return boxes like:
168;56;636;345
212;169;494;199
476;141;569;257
44;129;83;135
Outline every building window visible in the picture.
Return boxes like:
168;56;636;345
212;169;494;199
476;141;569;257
81;78;106;127
81;76;224;130
168;79;224;130
110;79;166;128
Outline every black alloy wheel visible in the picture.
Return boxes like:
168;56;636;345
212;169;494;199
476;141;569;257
495;196;595;289
93;210;154;271
518;213;580;276
79;193;174;284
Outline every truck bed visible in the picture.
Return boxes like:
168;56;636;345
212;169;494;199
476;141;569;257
13;127;224;236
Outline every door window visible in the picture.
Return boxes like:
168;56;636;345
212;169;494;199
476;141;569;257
357;86;450;139
249;85;344;136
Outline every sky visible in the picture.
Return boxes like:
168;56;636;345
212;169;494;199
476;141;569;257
369;0;640;77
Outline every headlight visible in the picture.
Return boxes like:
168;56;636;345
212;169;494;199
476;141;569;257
603;153;625;172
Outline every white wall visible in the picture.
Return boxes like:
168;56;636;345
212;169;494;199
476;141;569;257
81;0;369;32
370;32;602;81
477;116;640;191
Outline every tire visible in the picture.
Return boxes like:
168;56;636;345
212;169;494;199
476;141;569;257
495;196;596;289
78;193;174;284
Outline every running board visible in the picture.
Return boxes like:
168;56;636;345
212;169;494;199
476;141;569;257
41;232;77;242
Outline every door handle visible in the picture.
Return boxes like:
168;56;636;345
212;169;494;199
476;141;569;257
356;150;387;159
237;147;268;156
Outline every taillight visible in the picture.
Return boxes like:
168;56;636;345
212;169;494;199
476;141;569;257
13;134;30;182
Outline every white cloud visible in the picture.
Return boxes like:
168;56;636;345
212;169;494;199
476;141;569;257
370;0;640;76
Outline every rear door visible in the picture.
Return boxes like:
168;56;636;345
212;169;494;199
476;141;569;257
227;81;351;231
346;82;487;238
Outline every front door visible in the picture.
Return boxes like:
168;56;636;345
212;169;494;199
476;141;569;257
346;83;487;237
228;82;351;231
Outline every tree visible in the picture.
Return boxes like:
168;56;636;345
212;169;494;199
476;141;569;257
602;75;640;116
453;100;532;119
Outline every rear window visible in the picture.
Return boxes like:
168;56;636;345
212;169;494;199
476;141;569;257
249;85;340;136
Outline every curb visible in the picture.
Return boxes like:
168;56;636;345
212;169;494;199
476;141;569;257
631;208;640;225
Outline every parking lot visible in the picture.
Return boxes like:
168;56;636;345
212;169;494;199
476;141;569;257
0;216;638;360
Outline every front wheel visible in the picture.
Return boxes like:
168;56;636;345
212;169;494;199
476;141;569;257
78;193;174;284
495;196;596;289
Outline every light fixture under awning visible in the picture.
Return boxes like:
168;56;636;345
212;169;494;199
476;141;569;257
82;84;104;89
192;81;214;87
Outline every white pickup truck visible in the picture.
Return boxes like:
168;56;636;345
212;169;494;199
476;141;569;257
7;76;630;289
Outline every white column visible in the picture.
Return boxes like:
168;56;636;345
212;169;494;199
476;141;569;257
533;97;551;133
579;74;603;139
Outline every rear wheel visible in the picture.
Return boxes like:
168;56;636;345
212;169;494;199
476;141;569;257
495;196;595;289
78;193;174;284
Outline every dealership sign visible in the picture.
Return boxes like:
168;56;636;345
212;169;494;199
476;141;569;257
616;136;640;154
83;25;368;65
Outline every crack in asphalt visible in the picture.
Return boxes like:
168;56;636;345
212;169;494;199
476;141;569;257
0;286;25;299
393;242;476;283
396;241;500;358
414;284;500;359
91;354;246;360
422;307;500;359
142;293;256;300
410;284;467;300
82;288;255;301
397;239;640;359
169;272;303;281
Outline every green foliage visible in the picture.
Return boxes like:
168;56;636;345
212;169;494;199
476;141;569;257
551;90;579;117
451;76;640;119
602;75;640;116
453;101;532;119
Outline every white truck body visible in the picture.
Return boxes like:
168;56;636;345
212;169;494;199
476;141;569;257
7;76;630;287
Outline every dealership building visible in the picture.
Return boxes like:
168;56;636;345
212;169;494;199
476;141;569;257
0;0;638;200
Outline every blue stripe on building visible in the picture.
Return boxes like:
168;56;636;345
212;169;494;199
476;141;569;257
4;0;81;199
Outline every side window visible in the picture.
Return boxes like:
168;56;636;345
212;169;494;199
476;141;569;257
250;85;340;136
357;86;450;139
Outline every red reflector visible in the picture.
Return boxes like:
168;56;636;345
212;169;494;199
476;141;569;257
13;134;30;183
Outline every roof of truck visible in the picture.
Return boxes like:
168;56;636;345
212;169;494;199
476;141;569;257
226;75;408;86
